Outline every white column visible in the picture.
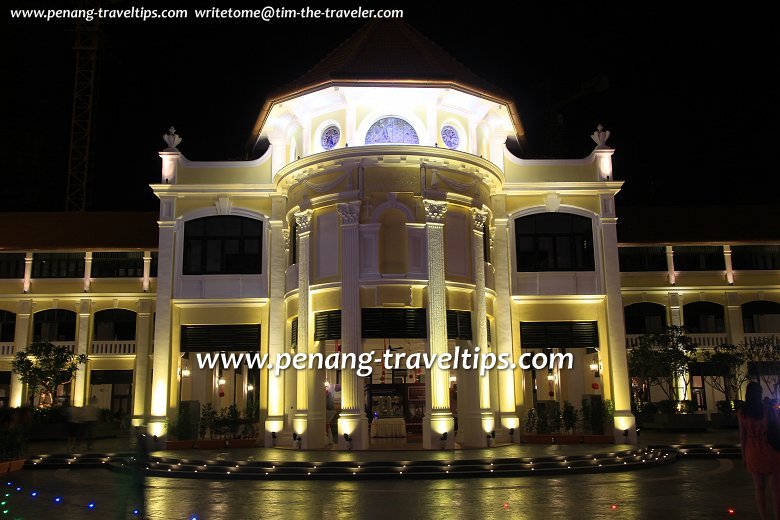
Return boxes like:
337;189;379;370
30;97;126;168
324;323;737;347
22;253;32;293
132;299;152;426
422;200;455;449
72;298;91;406
345;108;357;146
600;200;637;443
292;209;324;448
726;292;745;348
336;201;368;449
669;293;682;326
666;246;676;286
83;252;92;292
459;208;495;447
265;195;288;446
142;251;152;292
724;245;735;285
491;194;520;432
149;191;177;438
10;300;32;407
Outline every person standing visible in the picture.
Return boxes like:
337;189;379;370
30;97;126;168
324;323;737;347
739;382;780;520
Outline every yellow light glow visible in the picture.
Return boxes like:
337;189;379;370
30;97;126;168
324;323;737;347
151;381;168;417
247;384;254;392
292;418;307;435
148;421;166;438
481;415;495;434
182;368;191;377
338;417;356;436
613;414;635;431
265;419;284;433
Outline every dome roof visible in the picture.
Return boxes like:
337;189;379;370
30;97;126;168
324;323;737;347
248;20;523;152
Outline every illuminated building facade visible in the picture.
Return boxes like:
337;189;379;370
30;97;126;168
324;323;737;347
1;22;778;449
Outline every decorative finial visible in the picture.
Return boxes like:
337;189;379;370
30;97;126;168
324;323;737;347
163;126;182;151
591;124;610;149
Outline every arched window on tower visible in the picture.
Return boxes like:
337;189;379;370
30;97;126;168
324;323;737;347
365;117;419;145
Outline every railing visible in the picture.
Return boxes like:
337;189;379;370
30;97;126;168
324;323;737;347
50;341;76;352
625;333;729;348
91;340;136;355
744;333;780;346
0;342;13;356
625;334;641;348
687;333;729;348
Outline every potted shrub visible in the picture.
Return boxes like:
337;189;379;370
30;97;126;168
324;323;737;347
195;403;224;448
225;405;255;448
165;412;195;450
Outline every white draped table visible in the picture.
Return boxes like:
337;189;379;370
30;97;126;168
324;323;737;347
370;417;407;438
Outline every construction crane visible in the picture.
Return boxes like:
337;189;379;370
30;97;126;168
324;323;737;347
65;0;100;211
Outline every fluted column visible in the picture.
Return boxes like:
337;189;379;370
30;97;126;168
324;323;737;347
265;196;288;446
292;209;324;448
458;208;495;447
491;194;520;432
422;200;454;449
336;201;367;449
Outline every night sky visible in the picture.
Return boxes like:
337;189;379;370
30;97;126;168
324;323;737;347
3;1;779;212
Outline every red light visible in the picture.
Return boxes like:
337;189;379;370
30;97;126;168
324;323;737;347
728;508;735;515
503;502;509;509
611;504;618;511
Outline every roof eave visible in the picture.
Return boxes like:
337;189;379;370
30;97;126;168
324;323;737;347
246;79;525;155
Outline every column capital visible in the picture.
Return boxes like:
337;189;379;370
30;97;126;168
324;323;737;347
294;209;314;232
336;201;361;226
423;200;448;223
471;208;488;231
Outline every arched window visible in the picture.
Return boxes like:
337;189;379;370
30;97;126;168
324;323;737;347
683;302;725;333
33;309;77;342
0;311;16;342
183;216;262;275
515;213;595;271
365;117;419;145
624;302;667;334
93;309;137;341
742;301;780;333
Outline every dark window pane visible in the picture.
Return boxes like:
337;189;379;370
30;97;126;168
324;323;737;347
674;246;725;271
515;213;595;272
32;253;85;279
183;216;263;275
732;245;780;270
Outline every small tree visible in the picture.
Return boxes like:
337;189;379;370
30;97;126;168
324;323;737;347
627;326;698;402
11;341;87;406
740;337;780;397
702;343;745;402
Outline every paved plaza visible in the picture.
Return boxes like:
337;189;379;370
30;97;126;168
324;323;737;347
1;429;757;519
5;457;755;519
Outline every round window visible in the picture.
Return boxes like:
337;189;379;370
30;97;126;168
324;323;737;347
441;125;460;149
321;125;340;150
